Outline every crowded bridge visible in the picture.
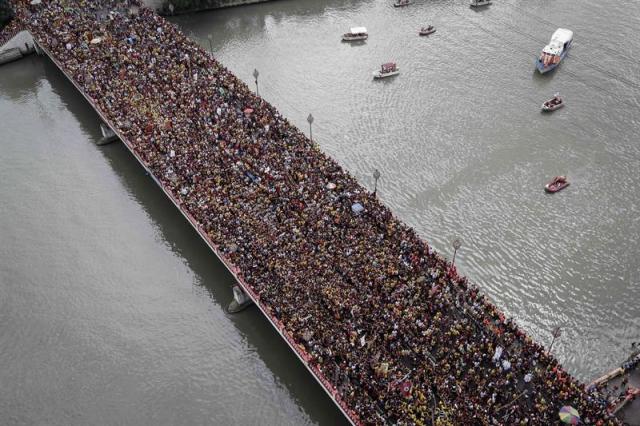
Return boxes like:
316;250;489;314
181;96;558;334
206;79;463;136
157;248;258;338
2;0;623;424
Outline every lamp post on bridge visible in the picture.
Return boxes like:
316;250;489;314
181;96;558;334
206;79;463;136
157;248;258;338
253;68;260;96
307;113;314;142
451;238;462;268
547;326;562;354
207;34;213;55
373;169;381;196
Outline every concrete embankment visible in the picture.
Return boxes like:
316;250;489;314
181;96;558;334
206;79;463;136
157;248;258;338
0;30;34;65
144;0;277;14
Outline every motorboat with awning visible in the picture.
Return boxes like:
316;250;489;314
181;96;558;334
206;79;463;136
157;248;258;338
342;27;368;42
373;62;399;79
536;28;573;74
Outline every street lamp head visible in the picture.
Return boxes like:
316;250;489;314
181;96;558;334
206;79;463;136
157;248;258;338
452;238;462;250
253;68;259;79
373;169;381;180
168;3;174;14
208;33;213;41
307;113;314;125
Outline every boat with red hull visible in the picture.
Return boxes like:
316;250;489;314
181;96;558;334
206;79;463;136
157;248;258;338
545;176;570;193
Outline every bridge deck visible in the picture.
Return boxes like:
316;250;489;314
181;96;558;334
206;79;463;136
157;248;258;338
6;1;618;424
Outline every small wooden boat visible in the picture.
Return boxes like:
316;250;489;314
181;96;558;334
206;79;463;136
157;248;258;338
342;26;368;42
470;0;492;7
373;62;399;79
545;176;570;193
419;26;436;36
394;0;411;7
542;93;564;111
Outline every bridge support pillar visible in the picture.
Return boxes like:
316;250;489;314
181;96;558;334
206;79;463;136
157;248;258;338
33;40;43;56
97;122;119;145
227;285;253;313
0;32;35;66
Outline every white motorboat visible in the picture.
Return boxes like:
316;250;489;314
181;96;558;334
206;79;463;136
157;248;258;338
342;26;368;42
536;28;573;74
470;0;492;7
373;62;399;79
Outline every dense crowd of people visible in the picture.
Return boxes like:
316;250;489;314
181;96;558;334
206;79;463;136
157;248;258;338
0;0;14;30
6;0;624;424
0;6;22;47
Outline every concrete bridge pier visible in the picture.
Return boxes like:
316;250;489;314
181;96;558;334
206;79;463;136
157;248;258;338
33;39;43;56
19;41;34;56
0;31;35;66
97;122;119;146
227;285;253;313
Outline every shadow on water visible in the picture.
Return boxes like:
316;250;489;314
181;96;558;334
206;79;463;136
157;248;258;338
0;55;48;101
531;67;560;91
374;75;400;86
470;6;492;14
344;40;367;48
35;54;349;425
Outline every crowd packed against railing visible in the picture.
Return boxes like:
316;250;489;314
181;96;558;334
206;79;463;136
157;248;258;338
621;349;640;373
7;0;622;424
0;26;18;47
0;0;31;46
